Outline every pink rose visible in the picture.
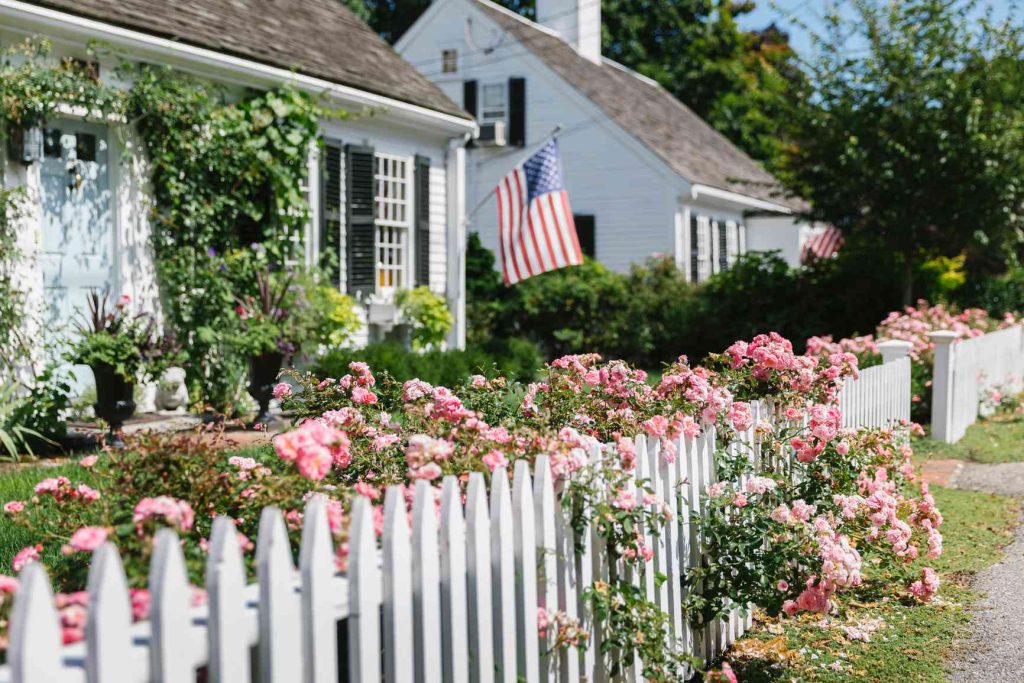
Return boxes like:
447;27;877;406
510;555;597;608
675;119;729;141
351;386;378;405
12;544;42;572
642;415;669;438
482;450;508;472
272;382;292;400
4;501;25;514
62;526;109;555
79;455;98;468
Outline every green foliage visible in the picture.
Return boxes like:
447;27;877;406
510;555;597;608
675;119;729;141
0;186;30;375
467;237;904;368
396;286;454;350
308;286;363;348
65;293;180;384
313;338;543;387
782;0;1024;301
125;67;326;411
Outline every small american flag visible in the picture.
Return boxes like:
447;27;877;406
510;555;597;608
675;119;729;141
801;224;843;263
495;140;583;285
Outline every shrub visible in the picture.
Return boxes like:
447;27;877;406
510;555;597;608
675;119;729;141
311;339;543;387
395;286;453;350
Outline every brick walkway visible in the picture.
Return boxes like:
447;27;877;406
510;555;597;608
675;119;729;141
919;458;965;487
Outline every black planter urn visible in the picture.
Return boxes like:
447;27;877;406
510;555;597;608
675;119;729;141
91;362;135;448
247;352;284;426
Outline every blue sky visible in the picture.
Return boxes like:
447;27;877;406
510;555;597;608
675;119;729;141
736;0;1018;56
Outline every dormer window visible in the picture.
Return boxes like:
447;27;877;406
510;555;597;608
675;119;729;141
480;82;507;124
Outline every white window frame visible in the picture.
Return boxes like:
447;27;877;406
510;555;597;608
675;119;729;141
480;81;507;124
725;220;739;266
441;48;458;74
374;153;413;293
696;215;712;282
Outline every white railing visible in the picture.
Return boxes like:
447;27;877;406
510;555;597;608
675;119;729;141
930;325;1024;444
838;340;913;431
0;409;778;683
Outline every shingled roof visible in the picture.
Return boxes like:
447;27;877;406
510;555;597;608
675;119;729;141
30;0;469;119
474;0;804;210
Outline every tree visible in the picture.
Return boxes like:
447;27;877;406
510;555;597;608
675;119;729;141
600;0;804;169
782;0;1024;303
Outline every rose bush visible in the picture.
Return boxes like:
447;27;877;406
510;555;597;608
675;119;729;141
0;332;943;680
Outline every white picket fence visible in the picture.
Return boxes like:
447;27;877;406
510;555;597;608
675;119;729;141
930;325;1024;444
0;408;782;683
838;339;913;431
0;357;920;683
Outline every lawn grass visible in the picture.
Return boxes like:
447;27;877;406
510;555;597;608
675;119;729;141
725;486;1020;682
914;413;1024;464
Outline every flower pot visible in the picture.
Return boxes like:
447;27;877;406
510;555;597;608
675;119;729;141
247;351;284;427
91;362;136;448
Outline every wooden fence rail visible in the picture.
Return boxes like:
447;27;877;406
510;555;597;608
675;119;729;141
0;377;911;682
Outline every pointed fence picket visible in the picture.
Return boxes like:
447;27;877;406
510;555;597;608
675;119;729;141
0;356;913;683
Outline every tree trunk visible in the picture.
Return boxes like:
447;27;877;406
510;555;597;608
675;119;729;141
901;258;915;307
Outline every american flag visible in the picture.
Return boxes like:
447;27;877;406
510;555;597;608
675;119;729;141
495;140;583;285
801;225;843;263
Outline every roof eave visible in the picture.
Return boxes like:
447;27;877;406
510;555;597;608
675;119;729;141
690;183;796;215
0;0;477;135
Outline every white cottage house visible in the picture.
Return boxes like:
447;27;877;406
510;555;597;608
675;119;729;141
1;0;476;352
397;0;817;278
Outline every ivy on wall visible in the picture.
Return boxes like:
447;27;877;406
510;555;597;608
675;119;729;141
0;39;335;411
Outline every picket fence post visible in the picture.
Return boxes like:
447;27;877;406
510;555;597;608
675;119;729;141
150;528;195;683
439;476;470;683
347;495;382;683
929;330;959;443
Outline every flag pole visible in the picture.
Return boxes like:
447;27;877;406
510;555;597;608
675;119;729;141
461;124;563;227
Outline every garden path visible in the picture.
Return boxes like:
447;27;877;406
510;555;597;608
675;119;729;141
943;460;1024;682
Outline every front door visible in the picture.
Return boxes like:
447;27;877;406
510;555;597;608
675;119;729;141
39;120;115;338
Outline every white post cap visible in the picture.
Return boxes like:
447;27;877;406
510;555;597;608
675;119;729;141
876;339;913;363
928;330;959;344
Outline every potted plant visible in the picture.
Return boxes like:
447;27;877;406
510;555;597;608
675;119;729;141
232;269;302;426
68;293;179;446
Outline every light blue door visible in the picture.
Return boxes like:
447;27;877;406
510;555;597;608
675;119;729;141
39;120;115;337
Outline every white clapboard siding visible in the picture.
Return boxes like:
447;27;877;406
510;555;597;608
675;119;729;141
1;363;917;683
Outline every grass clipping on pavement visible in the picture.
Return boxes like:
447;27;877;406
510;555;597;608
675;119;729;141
725;486;1019;682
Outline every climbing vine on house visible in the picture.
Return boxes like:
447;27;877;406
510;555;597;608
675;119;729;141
0;38;339;413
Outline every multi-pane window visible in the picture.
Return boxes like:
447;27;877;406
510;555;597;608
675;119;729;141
689;212;745;283
480;82;507;124
374;154;411;291
441;49;458;74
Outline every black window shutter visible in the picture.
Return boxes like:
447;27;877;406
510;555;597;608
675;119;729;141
463;80;478;118
320;138;343;287
717;220;728;272
345;144;376;298
574;214;596;258
414;155;431;287
508;77;526;147
689;214;699;282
